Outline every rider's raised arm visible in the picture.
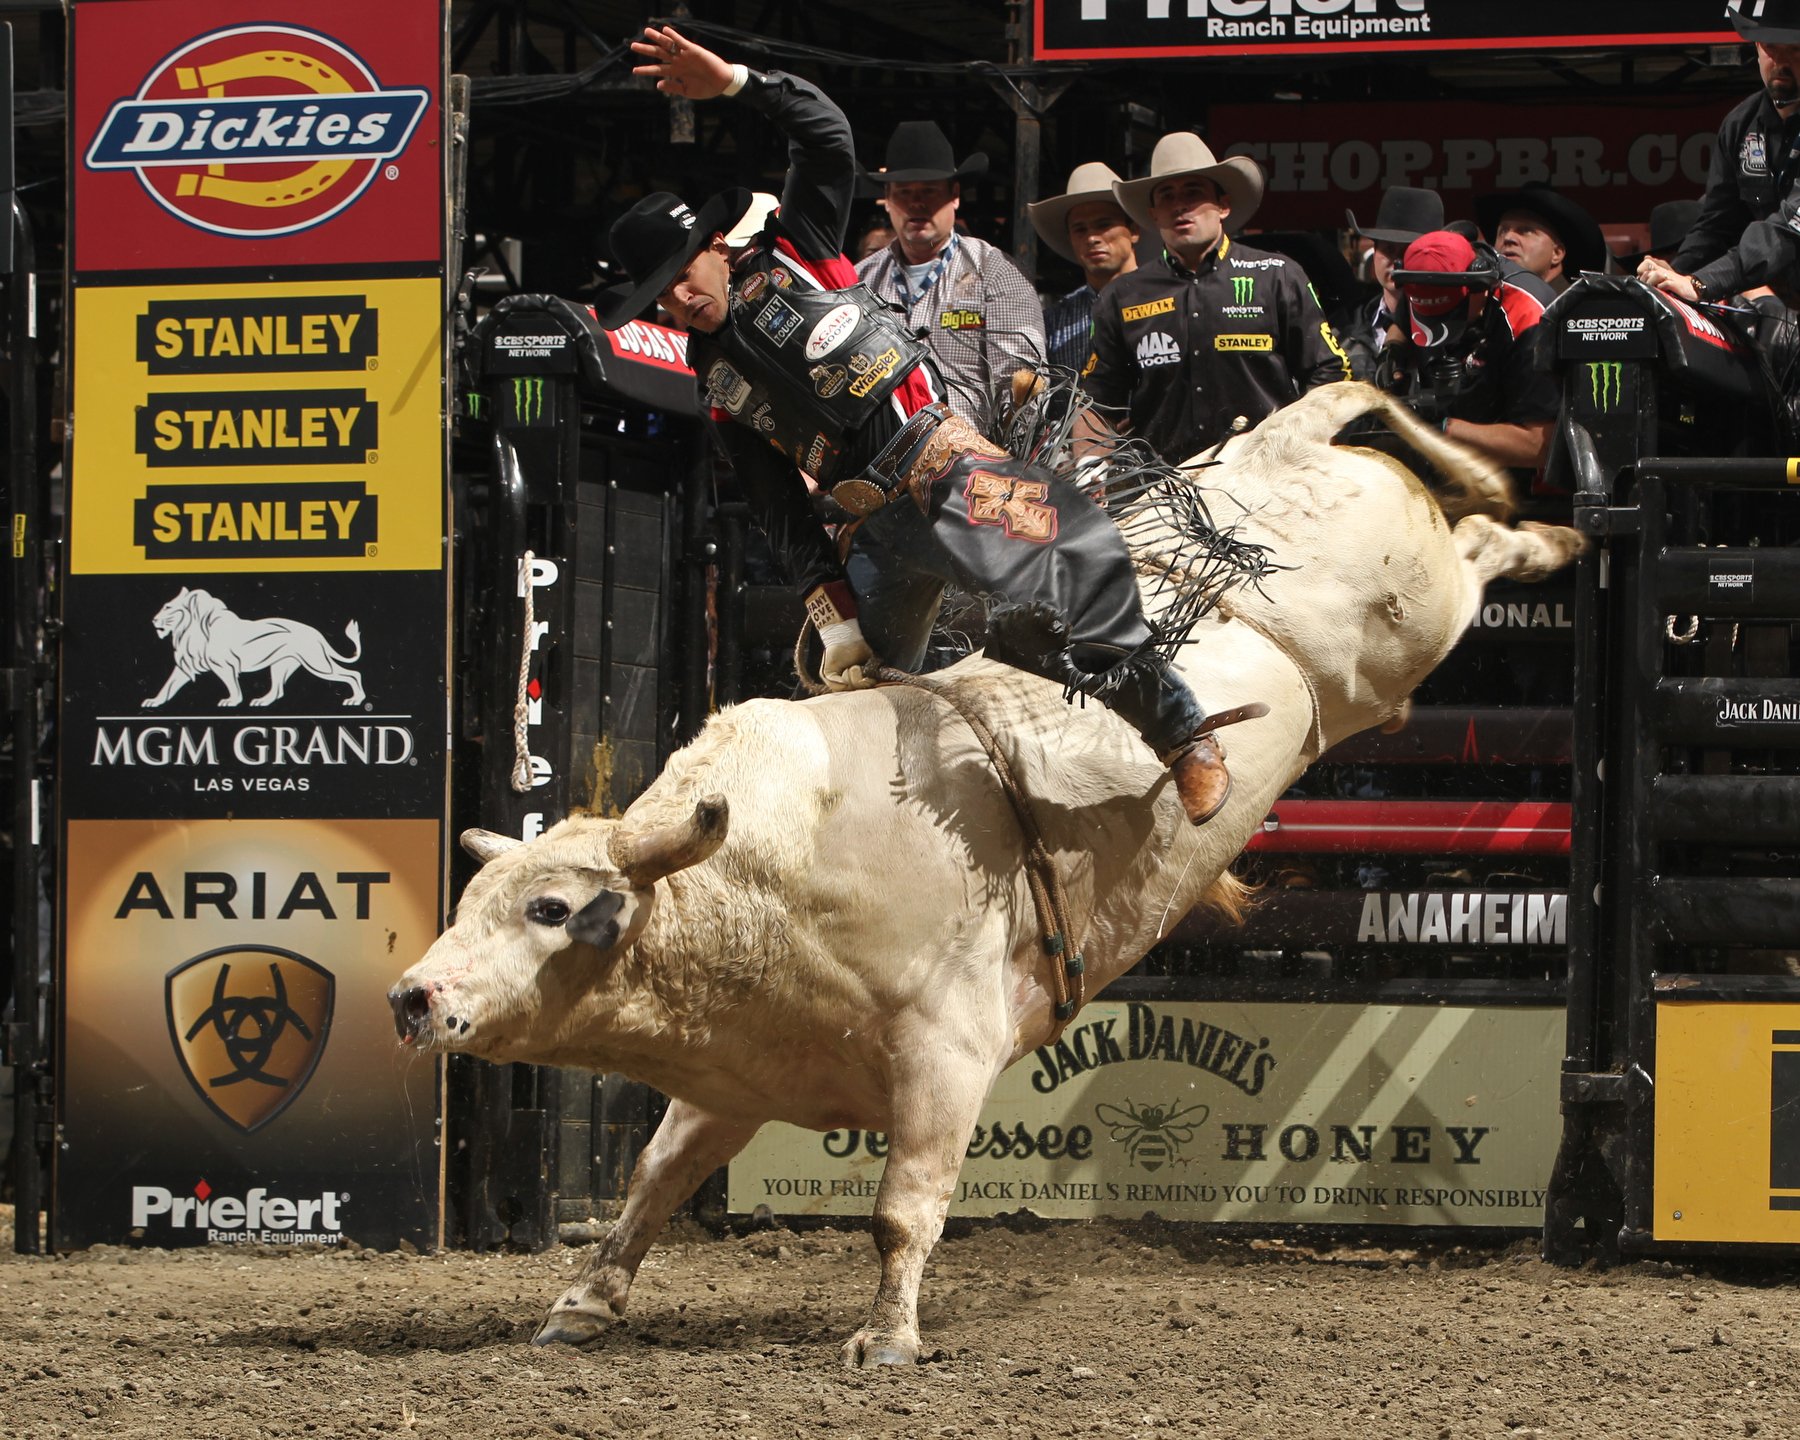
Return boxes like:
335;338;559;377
631;25;855;263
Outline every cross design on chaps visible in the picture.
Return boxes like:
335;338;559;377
964;471;1058;544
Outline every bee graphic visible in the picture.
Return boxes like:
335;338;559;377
1093;1099;1209;1172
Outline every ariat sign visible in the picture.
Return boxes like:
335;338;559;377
85;25;429;239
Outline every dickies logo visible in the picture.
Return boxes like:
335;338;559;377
1135;332;1181;368
84;25;430;239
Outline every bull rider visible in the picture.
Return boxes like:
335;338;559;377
596;26;1267;825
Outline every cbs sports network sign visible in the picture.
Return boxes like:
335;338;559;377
1034;1;1734;58
58;0;450;1251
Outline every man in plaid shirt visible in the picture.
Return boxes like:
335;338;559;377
855;121;1046;437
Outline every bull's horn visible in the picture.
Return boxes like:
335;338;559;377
461;828;523;866
608;795;729;885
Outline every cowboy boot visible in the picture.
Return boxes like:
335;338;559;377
1157;702;1271;827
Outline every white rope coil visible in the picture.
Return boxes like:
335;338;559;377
511;550;536;792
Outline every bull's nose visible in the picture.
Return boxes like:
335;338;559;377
389;985;433;1043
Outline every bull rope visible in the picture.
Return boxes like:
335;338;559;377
510;551;535;793
879;668;1089;1038
790;632;1088;1038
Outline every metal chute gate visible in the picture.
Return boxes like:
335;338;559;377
1542;276;1800;1263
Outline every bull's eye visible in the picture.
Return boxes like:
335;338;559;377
525;897;573;927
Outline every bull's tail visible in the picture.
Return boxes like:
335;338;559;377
1233;380;1517;524
334;619;363;665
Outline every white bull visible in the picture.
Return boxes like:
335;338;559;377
390;382;1583;1365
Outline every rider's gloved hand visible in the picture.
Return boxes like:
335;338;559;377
805;582;882;691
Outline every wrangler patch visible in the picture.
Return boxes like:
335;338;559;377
848;346;902;398
1121;296;1176;323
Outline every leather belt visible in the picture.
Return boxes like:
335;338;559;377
829;404;1006;517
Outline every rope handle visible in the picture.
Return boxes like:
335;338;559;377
510;550;536;793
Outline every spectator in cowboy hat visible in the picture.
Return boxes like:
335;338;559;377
855;119;1044;435
1344;185;1445;379
1077;131;1349;463
1027;162;1140;372
1642;2;1800;306
1622;198;1702;269
1475;182;1610;293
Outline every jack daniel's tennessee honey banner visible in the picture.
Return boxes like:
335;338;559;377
58;0;449;1251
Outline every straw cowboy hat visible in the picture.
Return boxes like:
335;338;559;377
596;186;753;330
1026;162;1133;263
858;120;989;193
1728;0;1800;44
1112;133;1265;235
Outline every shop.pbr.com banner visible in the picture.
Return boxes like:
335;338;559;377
1035;1;1735;60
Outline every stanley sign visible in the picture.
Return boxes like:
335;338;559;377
71;277;443;574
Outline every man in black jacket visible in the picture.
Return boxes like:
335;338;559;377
598;26;1267;824
1642;0;1800;303
1079;131;1349;465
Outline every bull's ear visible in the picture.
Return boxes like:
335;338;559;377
566;888;627;949
461;828;523;866
608;794;729;886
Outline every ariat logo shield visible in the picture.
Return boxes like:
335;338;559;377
1588;361;1622;411
85;25;430;239
166;945;334;1132
511;375;546;424
1231;276;1255;306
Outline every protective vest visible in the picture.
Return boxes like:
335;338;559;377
691;262;927;483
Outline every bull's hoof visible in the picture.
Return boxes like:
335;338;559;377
531;1290;621;1348
841;1327;920;1368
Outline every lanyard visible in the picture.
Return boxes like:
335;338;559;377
896;232;959;311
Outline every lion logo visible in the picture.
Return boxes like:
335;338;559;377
141;587;366;709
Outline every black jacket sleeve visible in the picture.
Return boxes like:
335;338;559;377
1675;101;1757;274
710;419;845;598
732;69;855;262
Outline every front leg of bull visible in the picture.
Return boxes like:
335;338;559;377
843;1056;993;1368
533;1099;758;1347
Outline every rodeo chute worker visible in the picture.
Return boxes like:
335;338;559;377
598;25;1267;824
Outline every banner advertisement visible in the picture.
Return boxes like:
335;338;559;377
71;0;443;273
57;817;440;1249
1035;2;1734;61
730;1002;1562;1227
1208;99;1730;233
59;0;448;1252
59;572;445;821
70;277;445;573
1655;1003;1800;1245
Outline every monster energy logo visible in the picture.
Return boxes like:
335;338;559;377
1232;276;1256;305
466;392;484;418
512;376;545;423
1588;361;1622;411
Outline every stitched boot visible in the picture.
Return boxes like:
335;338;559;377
1161;733;1232;826
1157;702;1271;827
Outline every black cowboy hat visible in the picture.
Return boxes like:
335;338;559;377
1475;182;1610;280
1346;185;1444;246
1620;198;1703;269
858;120;988;195
596;186;753;331
1728;0;1800;44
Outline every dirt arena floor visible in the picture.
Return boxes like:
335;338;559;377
3;1204;1798;1440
